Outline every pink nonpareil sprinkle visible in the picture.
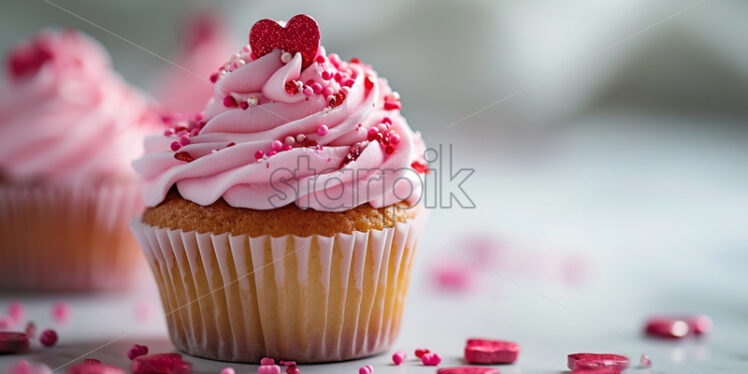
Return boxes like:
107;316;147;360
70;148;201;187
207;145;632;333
640;354;652;368
285;366;298;374
422;353;442;366
260;358;275;366
52;302;70;323
392;351;406;365
257;365;280;374
316;125;329;136
127;344;149;360
40;329;57;347
358;365;373;374
8;301;24;323
220;368;235;374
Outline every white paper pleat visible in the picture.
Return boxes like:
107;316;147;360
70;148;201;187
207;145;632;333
0;182;143;291
130;211;426;363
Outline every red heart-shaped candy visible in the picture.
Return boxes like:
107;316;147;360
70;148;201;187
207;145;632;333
249;14;320;69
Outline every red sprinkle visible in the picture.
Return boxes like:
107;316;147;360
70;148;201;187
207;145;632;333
285;366;299;374
411;161;429;174
364;76;375;90
40;329;58;347
422;352;442;366
127;344;149;360
465;338;520;364
0;332;30;353
384;101;401;110
223;95;237;108
209;72;219;83
415;348;430;358
174;152;195;162
131;353;191;374
567;353;629;372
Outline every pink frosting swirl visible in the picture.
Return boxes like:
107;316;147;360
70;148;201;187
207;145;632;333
0;29;162;183
134;44;426;212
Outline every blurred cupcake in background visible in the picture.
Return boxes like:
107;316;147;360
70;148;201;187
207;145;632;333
0;29;163;292
155;11;235;115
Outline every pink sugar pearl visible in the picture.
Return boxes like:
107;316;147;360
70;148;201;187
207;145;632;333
316;125;329;136
392;351;406;365
257;365;280;374
358;365;373;374
221;368;235;374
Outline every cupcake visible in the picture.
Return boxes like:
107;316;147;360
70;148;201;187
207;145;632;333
131;15;428;363
0;29;162;292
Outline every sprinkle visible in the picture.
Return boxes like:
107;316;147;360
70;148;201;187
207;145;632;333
568;353;629;372
281;52;293;63
236;59;246;67
381;117;392;124
221;368;235;374
392;351;406;365
40;329;57;347
343;79;354;87
164;128;175;136
422;353;442;366
316;125;329;136
210;73;219;83
52;302;69;323
358;365;373;374
247;96;259;106
310;82;323;94
415;349;430;358
271;140;283;151
223;95;237;107
267;151;277;157
174;152;194;162
322;86;334;96
260;358;275;366
284;136;295;145
303;86;313;97
25;321;36;339
364;75;375;89
645;317;690;339
255;150;265;159
350;57;360;64
315;55;325;64
285;366;299;374
640;354;651;368
334;72;343;82
295;134;306;144
384;101;401;110
127;344;149;360
178;135;190;146
240;102;249;110
389;133;400;145
257;364;280;374
282;145;292;151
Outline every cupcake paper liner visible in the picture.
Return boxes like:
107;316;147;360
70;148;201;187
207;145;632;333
0;181;145;292
130;211;426;363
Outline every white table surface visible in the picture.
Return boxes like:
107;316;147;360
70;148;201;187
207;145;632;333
2;112;747;374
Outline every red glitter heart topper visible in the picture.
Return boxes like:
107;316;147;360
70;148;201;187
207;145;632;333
249;14;320;69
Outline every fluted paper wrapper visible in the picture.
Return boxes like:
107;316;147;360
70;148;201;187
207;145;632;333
0;182;145;292
130;212;426;363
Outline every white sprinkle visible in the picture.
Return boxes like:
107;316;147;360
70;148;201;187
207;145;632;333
247;96;259;106
281;52;293;63
236;59;245;67
296;134;306;143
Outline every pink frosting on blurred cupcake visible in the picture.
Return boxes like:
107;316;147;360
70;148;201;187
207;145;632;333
0;29;162;183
